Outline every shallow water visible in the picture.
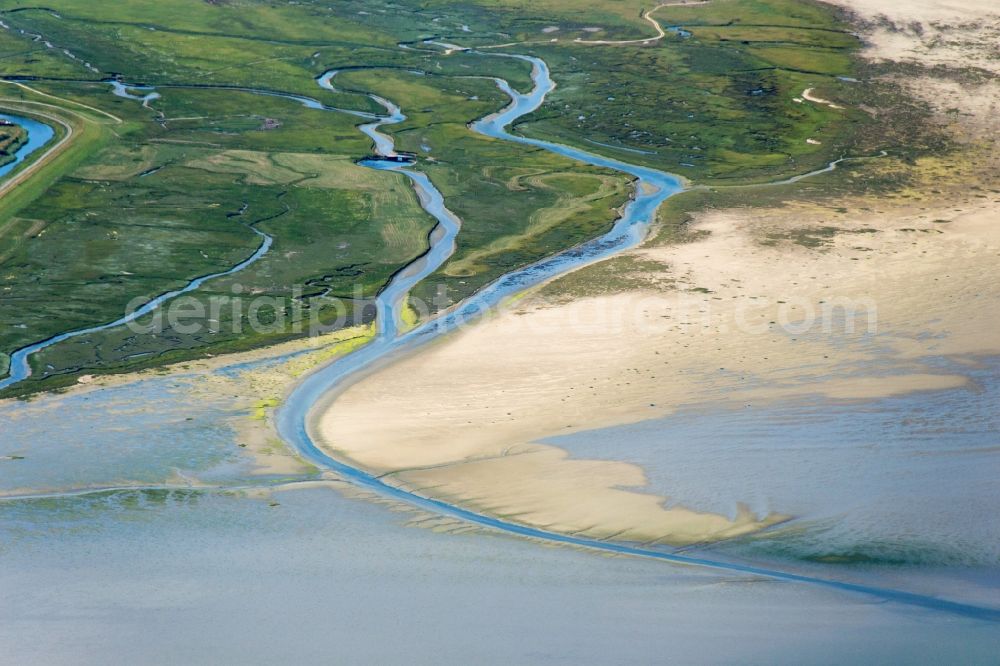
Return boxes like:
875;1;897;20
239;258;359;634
546;356;1000;605
273;53;1000;620
1;47;998;660
2;480;998;664
0;375;252;494
108;81;160;105
0;343;998;660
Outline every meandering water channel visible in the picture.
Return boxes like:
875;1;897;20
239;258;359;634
276;53;998;621
2;50;996;620
0;227;272;391
0;112;54;180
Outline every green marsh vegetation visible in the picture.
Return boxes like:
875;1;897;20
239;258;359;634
0;120;26;166
505;0;867;183
0;0;895;394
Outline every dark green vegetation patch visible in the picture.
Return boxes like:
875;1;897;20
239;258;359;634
0;0;883;394
0;121;27;167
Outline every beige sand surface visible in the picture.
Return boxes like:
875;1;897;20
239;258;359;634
801;88;844;109
392;446;783;544
313;1;1000;545
826;0;1000;74
9;1;994;545
317;186;999;542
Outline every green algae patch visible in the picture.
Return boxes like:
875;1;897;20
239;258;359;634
253;397;282;421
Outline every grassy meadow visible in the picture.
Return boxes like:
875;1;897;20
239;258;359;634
0;0;889;394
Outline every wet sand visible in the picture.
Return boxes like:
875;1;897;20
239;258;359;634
313;0;1000;547
316;184;1000;542
2;342;997;661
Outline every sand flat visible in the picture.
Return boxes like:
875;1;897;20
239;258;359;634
317;186;1000;542
829;0;1000;74
390;444;787;544
314;0;1000;546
